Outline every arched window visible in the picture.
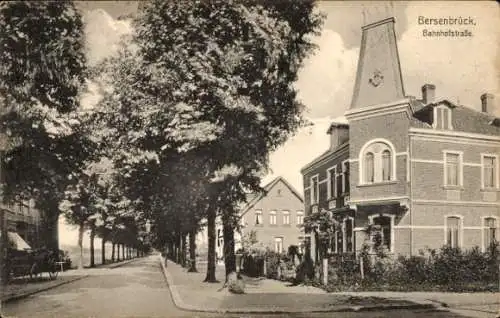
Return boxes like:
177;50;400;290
365;152;374;183
382;150;392;181
359;139;396;184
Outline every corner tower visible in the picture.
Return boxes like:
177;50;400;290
350;17;405;110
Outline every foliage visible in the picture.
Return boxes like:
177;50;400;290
301;209;341;257
0;1;92;211
306;242;500;292
294;253;315;284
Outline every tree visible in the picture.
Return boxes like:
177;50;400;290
58;171;101;269
0;1;91;250
96;0;323;283
302;209;341;260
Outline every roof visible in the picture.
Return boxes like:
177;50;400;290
300;141;349;173
412;99;500;135
239;176;303;217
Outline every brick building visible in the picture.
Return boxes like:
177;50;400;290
302;17;499;262
196;176;305;261
238;176;305;253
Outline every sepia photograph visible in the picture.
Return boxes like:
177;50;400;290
0;1;498;317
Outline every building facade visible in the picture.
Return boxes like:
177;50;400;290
301;17;499;262
238;176;305;254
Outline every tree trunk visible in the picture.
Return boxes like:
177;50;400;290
204;206;218;283
177;234;182;264
223;216;236;280
101;236;106;265
188;228;198;272
77;221;85;269
89;225;95;268
122;244;125;260
117;243;121;261
111;242;115;262
181;234;187;267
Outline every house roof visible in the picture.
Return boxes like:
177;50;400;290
300;141;349;173
239;176;304;217
412;99;500;135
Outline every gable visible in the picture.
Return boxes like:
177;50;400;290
239;177;303;217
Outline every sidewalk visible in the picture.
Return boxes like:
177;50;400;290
159;257;435;313
332;291;500;318
1;257;141;303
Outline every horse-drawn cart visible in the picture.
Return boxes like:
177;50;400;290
5;232;61;282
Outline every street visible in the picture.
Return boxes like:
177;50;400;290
2;256;467;318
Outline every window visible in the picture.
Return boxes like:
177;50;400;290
327;167;336;199
344;218;354;252
282;210;290;225
444;152;462;187
255;210;262;225
310;175;319;204
482;155;498;189
296;211;304;225
434;106;452;130
365;152;375;183
382;150;391;181
270;210;277;225
332;228;343;254
274;237;283;253
359;140;396;184
483;217;497;250
371;215;392;252
342;161;350;193
217;229;223;247
445;216;461;248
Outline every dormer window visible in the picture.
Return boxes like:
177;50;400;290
433;106;452;130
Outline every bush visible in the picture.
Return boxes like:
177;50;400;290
293;253;315;285
303;243;499;292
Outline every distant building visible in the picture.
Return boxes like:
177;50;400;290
301;17;499;262
196;176;305;260
237;176;305;254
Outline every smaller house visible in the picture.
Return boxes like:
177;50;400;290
236;176;305;254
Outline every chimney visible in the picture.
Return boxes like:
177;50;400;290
480;93;495;113
421;84;436;104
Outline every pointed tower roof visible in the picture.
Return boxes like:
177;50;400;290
350;17;405;110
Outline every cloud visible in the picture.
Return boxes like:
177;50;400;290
83;9;133;66
295;29;359;119
80;10;133;110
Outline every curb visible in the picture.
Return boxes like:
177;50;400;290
2;275;89;304
158;257;439;314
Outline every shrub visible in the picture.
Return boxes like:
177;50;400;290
307;243;499;293
293;253;315;284
264;250;282;279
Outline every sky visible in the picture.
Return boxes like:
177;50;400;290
60;1;500;247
